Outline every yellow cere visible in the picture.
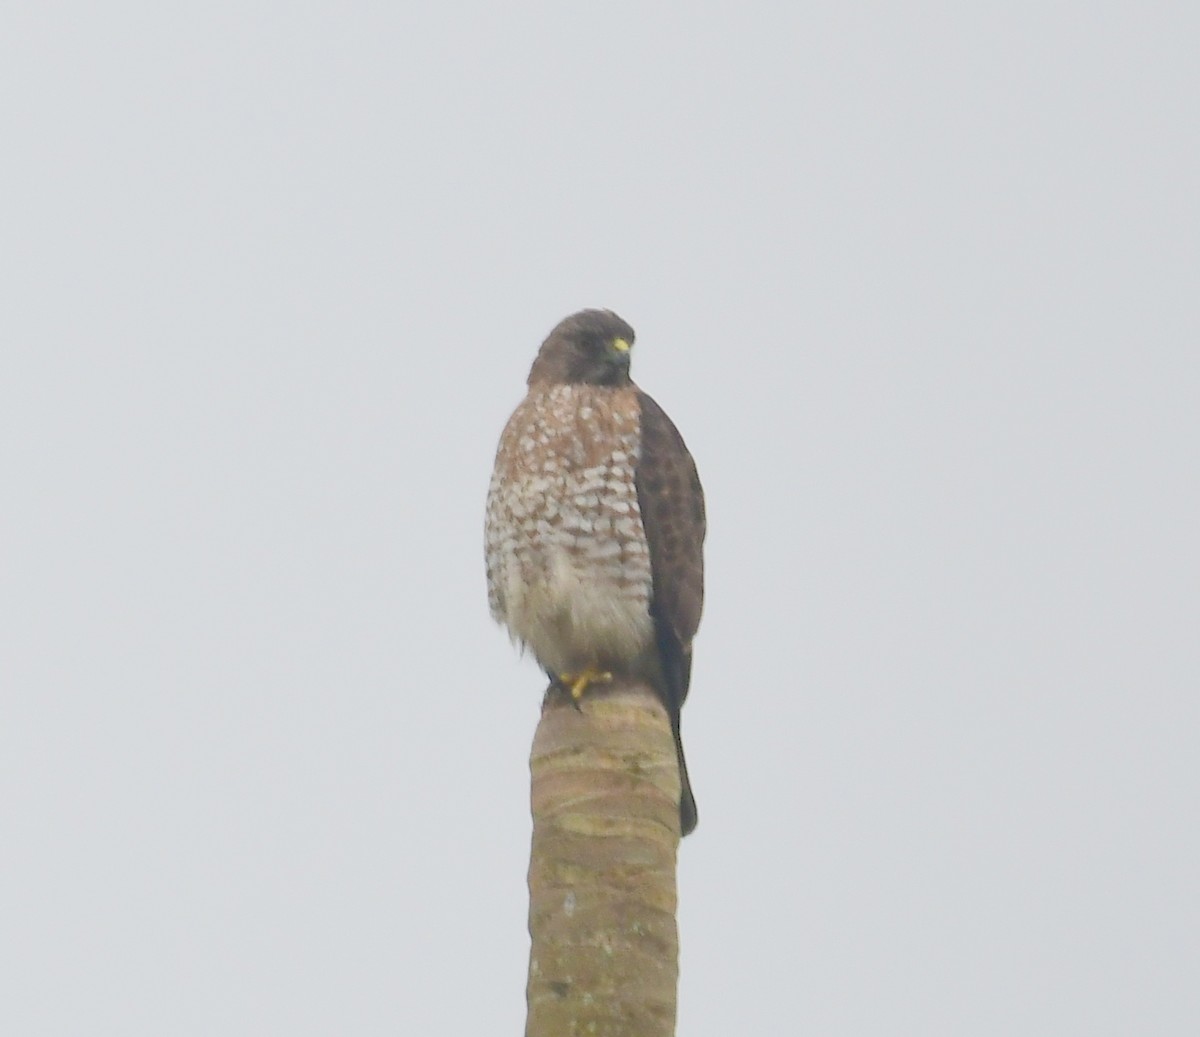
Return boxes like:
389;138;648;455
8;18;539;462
612;337;632;353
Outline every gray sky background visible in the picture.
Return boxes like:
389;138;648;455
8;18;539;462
3;4;1197;1034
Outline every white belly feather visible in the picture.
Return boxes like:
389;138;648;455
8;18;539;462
499;546;654;675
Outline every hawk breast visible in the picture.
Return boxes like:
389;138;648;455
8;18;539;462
485;384;654;675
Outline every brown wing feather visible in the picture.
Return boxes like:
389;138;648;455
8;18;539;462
635;389;705;835
635;390;705;669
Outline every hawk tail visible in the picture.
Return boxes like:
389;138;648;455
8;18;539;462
671;707;698;836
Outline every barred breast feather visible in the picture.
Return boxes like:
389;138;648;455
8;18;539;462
484;384;654;676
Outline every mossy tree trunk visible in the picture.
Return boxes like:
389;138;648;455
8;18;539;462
525;679;682;1037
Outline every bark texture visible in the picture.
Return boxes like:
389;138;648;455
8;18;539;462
526;679;681;1037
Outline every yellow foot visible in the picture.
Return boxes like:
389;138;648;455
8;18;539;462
558;668;613;701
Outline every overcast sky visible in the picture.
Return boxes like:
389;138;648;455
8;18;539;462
3;4;1197;1034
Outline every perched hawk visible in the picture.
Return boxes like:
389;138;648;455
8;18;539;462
485;309;706;836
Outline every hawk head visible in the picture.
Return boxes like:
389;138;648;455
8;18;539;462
527;309;636;388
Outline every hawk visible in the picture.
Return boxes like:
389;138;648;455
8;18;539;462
485;309;706;836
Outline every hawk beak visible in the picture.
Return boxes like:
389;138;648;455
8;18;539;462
611;338;632;366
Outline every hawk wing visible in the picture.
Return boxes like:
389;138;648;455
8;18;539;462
635;390;705;834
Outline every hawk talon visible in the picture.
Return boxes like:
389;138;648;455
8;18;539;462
557;668;613;701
